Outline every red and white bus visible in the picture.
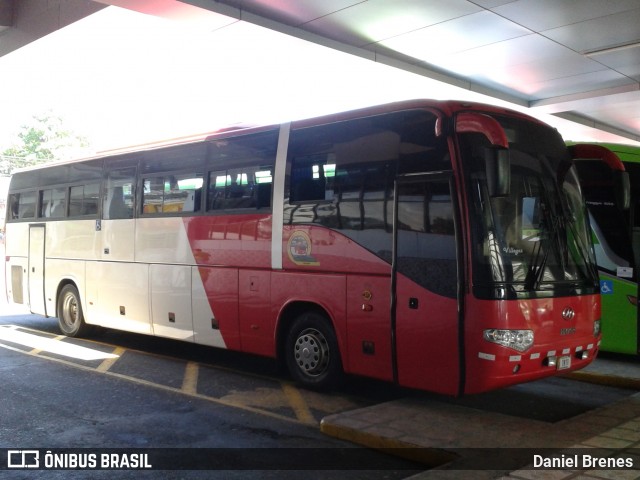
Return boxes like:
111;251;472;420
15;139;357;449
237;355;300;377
3;100;601;395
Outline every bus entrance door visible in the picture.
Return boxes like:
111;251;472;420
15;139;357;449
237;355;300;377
393;176;461;395
28;224;47;316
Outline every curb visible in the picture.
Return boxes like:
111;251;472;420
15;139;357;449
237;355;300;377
319;369;640;473
319;418;457;468
562;370;640;390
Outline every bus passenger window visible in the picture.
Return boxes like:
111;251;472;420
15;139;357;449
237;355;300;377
206;130;277;212
104;168;135;220
163;177;181;213
143;178;164;213
69;186;83;217
40;188;67;218
176;176;203;213
142;174;203;214
108;186;130;218
69;183;99;217
169;175;203;213
9;192;36;220
290;155;333;203
207;167;272;211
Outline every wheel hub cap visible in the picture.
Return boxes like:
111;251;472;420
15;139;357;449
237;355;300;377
294;328;329;376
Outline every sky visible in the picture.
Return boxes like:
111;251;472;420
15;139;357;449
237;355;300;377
0;5;636;156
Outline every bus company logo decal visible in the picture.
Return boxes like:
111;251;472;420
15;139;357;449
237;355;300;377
561;307;575;321
287;231;320;266
502;246;523;256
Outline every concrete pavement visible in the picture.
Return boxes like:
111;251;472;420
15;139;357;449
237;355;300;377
320;355;640;479
3;299;639;477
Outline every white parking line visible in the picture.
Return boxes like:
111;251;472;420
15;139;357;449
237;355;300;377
0;325;119;361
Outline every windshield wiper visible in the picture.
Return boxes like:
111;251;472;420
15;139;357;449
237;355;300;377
524;235;549;290
562;210;600;284
523;212;564;291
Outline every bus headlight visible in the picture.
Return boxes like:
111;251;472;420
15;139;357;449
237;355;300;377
594;320;601;337
483;329;534;352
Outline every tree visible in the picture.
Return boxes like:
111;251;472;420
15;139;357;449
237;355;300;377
1;113;90;174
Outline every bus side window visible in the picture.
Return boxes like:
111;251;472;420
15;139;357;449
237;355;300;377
8;192;36;220
69;183;100;217
207;168;271;211
290;155;331;203
165;174;203;213
142;174;203;214
104;168;135;220
39;188;67;218
8;194;18;219
206;130;278;212
142;177;164;213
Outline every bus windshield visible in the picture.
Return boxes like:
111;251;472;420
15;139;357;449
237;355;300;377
575;159;634;278
461;115;599;299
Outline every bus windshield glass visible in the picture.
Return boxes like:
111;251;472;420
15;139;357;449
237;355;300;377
460;115;599;299
574;158;635;278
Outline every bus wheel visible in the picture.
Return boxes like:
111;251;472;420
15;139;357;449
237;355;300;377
285;312;343;389
57;285;90;337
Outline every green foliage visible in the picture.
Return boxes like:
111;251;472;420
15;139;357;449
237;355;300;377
0;113;90;174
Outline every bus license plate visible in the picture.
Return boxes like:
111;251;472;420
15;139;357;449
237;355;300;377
557;356;571;370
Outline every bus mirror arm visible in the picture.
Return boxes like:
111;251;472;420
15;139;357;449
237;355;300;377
455;112;509;149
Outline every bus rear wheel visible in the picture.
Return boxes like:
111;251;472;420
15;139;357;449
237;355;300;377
57;284;91;337
285;312;343;389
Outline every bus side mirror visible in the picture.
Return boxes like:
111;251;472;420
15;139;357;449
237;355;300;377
485;148;510;197
456;112;511;197
615;170;630;210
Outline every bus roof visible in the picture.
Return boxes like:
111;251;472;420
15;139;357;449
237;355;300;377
590;143;640;164
568;142;640;166
9;123;263;174
286;98;542;131
10;99;547;174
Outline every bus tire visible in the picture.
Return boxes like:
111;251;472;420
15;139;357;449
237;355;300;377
57;284;91;337
285;312;343;389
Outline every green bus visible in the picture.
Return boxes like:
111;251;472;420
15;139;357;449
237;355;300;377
571;143;638;354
